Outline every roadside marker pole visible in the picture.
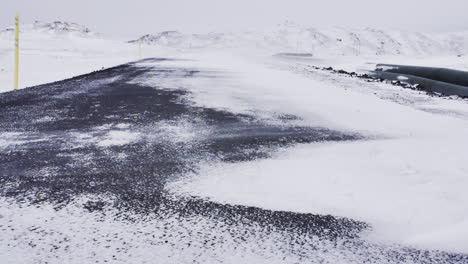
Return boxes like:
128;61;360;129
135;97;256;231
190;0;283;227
139;39;142;59
14;13;20;90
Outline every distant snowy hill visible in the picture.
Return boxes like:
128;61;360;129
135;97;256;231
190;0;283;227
0;21;100;38
31;21;100;38
130;21;468;56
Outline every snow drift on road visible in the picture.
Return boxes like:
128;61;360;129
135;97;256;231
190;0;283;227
157;53;468;254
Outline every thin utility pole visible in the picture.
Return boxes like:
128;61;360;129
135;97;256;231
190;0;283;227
14;13;20;90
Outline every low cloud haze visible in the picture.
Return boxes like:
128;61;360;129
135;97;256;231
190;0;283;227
2;0;468;38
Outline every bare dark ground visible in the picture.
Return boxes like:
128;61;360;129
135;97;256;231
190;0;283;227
0;58;466;263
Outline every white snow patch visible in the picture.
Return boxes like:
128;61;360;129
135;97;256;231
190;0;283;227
115;123;131;129
97;130;141;147
376;65;399;71
0;132;47;149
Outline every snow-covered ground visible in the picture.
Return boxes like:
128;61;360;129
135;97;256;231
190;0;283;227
1;21;468;262
0;21;168;93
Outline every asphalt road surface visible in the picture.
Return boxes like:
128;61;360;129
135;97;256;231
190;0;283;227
0;58;466;263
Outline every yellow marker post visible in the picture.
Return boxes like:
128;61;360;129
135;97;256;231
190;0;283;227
14;13;20;90
138;39;142;59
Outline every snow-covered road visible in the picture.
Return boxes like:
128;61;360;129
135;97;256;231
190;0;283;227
0;53;468;263
0;58;366;263
2;18;468;263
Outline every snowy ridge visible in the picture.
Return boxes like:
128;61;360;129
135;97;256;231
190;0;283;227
0;21;100;38
32;21;99;38
130;21;468;56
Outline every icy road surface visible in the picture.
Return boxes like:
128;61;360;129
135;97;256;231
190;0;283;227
0;56;467;263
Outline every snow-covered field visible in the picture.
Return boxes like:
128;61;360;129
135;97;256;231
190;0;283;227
1;21;468;262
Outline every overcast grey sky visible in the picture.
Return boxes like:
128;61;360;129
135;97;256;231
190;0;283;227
2;0;468;39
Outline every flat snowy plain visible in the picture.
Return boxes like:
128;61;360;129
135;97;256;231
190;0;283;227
1;23;468;263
